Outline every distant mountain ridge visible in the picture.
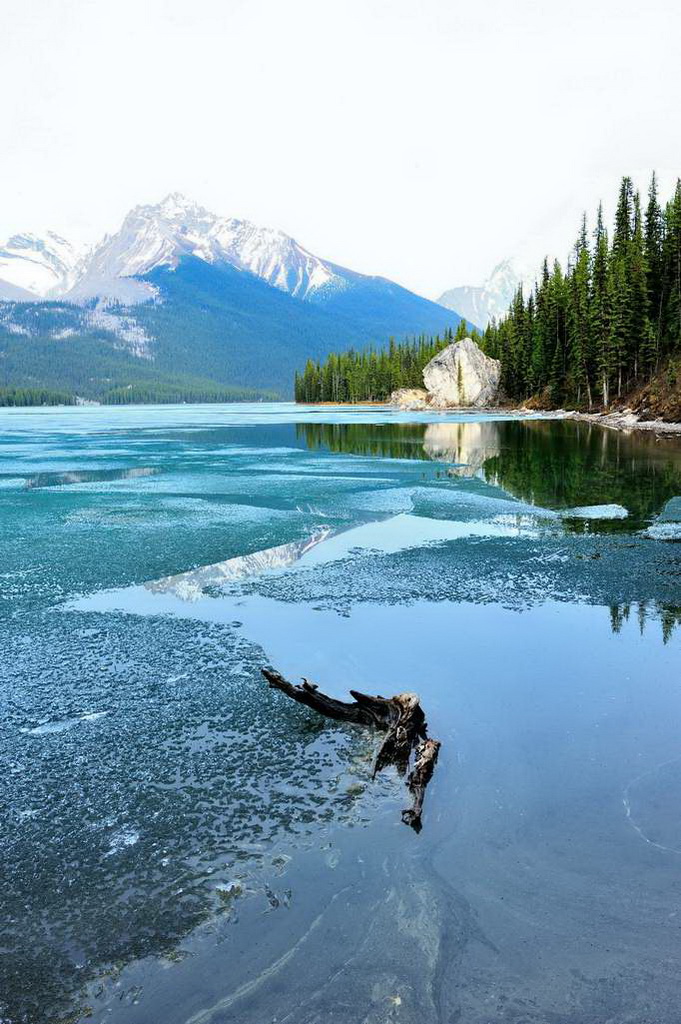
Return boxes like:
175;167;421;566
64;193;350;306
1;193;406;306
438;258;533;328
0;194;464;399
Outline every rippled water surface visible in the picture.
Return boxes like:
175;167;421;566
3;403;681;1024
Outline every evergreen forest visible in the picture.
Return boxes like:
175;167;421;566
297;175;681;411
483;175;681;406
294;321;479;403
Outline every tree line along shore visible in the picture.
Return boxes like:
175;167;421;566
297;175;681;422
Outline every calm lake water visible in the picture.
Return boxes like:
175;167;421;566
3;403;681;1024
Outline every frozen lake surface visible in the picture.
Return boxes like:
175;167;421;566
2;403;681;1024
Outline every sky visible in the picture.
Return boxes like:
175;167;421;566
2;0;680;299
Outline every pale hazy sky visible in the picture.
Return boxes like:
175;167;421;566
2;0;680;298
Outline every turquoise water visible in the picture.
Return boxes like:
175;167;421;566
2;403;681;1024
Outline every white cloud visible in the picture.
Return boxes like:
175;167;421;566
1;0;679;298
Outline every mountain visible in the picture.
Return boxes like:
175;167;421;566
0;195;464;399
66;193;346;305
0;232;83;301
438;258;533;328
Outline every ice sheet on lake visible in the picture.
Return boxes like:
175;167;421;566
643;523;681;542
339;486;416;514
644;489;681;539
295;512;535;567
561;504;629;520
410;482;555;523
70;513;539;623
24;467;159;489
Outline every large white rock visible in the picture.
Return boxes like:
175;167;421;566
423;338;500;408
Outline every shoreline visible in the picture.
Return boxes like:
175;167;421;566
301;401;681;435
524;408;681;435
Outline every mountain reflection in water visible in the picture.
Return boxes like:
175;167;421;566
147;527;332;599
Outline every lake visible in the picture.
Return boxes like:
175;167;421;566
2;403;681;1024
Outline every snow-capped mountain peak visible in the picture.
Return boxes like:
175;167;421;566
65;193;341;304
0;230;83;300
0;193;346;304
156;191;208;219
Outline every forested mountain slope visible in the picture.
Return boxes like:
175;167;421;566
0;256;460;400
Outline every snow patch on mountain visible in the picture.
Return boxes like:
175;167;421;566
0;296;153;357
0;232;83;298
0;309;32;336
82;304;153;358
438;258;535;328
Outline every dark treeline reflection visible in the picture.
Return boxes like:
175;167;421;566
299;419;681;528
481;420;681;527
297;422;437;462
611;601;681;643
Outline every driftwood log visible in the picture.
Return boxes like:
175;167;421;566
262;668;441;832
402;738;441;830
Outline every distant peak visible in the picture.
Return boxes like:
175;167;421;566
159;191;195;208
122;193;212;226
156;192;209;217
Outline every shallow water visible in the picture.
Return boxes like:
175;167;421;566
2;403;681;1024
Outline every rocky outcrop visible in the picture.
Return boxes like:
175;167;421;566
388;338;501;410
423;338;500;408
388;388;429;410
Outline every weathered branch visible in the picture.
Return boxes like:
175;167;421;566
372;692;428;778
262;668;394;728
401;738;441;833
262;667;441;832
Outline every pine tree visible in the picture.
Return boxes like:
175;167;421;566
454;319;469;341
644;171;664;370
608;255;630;399
662;180;681;357
529;258;551;393
568;214;594;406
613;176;634;258
547;262;568;402
630;192;651;379
592;203;612;405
